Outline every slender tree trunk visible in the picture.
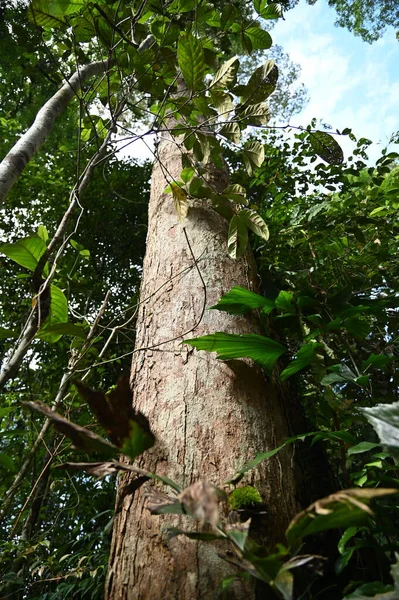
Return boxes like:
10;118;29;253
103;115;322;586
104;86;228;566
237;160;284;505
106;134;299;599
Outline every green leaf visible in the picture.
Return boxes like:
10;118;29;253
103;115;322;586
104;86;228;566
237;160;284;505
0;452;17;472
38;322;86;338
254;1;282;19
243;142;265;175
342;317;370;339
280;343;322;381
28;0;86;27
347;442;380;456
361;401;399;461
236;102;270;127
321;373;347;385
180;167;195;183
336;543;367;575
229;430;356;484
209;56;239;92
221;5;238;30
49;284;68;322
37;285;68;342
238;208;269;241
210;286;275;315
226;527;249;552
244;27;272;50
220;122;241;144
37;224;49;242
362;353;393;369
242;61;278;105
227;215;248;258
275;290;294;312
211;92;233;116
177;34;205;91
222;184;247;204
0;327;17;340
184;332;286;372
338;526;359;556
308;131;344;165
0;235;47;271
286;489;398;548
189;177;212;199
121;421;156;461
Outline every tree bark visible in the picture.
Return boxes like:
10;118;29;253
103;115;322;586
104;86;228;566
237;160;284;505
106;135;299;599
0;60;107;205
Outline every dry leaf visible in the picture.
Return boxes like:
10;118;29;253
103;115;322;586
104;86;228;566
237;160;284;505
178;481;219;529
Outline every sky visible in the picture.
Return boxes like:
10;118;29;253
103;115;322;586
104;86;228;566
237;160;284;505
272;0;399;162
123;0;399;164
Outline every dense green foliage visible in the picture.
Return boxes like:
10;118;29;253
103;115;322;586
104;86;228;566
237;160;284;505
0;0;398;598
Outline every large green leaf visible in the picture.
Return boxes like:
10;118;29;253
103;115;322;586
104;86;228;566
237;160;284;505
209;56;239;92
275;290;294;312
177;34;205;91
37;322;86;339
308;131;344;165
38;285;68;342
222;184;248;204
220;122;241;144
0;327;17;340
227;215;248;258
241;61;278;106
229;430;357;484
28;0;86;27
253;0;282;19
210;286;275;315
0;235;47;271
0;452;17;472
280;342;322;381
236;102;270;127
286;489;398;548
238;208;269;241
244;27;272;50
211;92;233;116
243;141;265;175
343;557;399;599
361;401;399;461
184;332;286;372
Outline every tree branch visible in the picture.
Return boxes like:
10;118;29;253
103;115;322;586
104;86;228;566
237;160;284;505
0;60;109;205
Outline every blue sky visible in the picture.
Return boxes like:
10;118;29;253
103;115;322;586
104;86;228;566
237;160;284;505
272;0;399;162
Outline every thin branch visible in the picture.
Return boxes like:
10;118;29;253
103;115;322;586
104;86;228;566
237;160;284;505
0;292;111;524
0;127;115;391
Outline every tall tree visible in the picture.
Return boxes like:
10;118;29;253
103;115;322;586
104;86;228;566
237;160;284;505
105;112;298;599
0;0;308;597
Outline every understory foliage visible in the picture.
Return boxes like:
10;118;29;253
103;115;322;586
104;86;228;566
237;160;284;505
0;0;398;599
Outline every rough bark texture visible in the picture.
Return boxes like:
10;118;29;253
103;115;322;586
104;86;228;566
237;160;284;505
106;137;299;599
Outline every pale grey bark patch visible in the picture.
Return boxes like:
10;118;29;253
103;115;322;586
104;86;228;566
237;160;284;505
0;61;107;205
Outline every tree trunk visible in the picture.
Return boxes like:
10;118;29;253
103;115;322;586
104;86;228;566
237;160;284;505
106;135;299;599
